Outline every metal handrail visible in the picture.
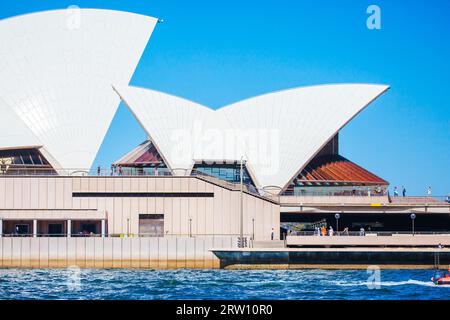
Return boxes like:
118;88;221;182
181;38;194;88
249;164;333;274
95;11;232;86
1;167;448;204
287;231;450;236
0;233;252;238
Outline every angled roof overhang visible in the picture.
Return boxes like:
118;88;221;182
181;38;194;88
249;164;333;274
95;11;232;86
114;84;389;193
219;84;390;192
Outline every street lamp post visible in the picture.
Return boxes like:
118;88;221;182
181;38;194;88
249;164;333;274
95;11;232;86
252;218;255;241
239;157;245;247
335;213;340;234
189;218;192;238
410;213;416;236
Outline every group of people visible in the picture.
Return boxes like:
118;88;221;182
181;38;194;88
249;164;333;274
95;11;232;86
96;165;124;176
351;185;385;197
392;186;433;197
314;226;335;236
392;185;407;197
314;226;366;236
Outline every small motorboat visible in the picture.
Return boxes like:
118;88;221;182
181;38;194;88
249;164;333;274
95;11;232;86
432;274;450;285
431;268;450;285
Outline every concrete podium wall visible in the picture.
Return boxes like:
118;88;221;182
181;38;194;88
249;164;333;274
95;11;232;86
0;236;238;269
0;176;280;240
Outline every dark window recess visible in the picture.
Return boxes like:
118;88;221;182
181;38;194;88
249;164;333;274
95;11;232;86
81;223;97;234
139;214;164;220
139;214;164;236
48;223;63;236
72;192;214;198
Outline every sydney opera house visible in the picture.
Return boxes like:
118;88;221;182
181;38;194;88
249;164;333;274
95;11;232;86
0;8;449;255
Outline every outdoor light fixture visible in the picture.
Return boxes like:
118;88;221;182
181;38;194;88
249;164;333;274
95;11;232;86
410;213;416;236
335;213;341;232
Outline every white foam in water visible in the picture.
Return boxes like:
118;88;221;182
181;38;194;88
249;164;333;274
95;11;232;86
333;279;448;288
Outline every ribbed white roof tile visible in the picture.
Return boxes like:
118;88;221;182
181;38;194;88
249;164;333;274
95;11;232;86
0;9;157;169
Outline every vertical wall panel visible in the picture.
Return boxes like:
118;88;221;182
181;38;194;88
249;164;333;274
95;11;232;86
139;237;151;268
22;177;31;209
57;238;67;268
21;238;31;268
130;237;140;268
114;198;122;234
175;237;186;268
203;238;214;269
48;236;59;267
121;236;131;268
30;238;40;268
2;238;12;267
55;178;64;209
158;237;168;268
130;199;139;235
172;198;181;235
94;237;104;268
75;238;86;268
63;178;73;209
13;178;22;209
112;238;122;268
180;198;189;236
149;237;159;268
147;177;156;192
0;178;5;208
122;198;131;235
47;177;56;209
103;238;113;268
5;178;14;208
194;238;204;268
11;237;22;267
164;198;173;236
66;238;77;266
38;177;47;208
185;237;195;268
85;237;95;268
166;237;177;268
139;177;147;192
213;187;222;235
39;237;49;267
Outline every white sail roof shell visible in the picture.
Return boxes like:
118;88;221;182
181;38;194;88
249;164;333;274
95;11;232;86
0;96;41;149
218;84;389;189
113;85;243;172
115;84;389;190
0;9;157;169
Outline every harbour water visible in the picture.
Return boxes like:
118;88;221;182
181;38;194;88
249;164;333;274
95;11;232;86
0;268;449;300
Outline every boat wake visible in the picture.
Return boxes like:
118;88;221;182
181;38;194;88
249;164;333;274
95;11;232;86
333;279;443;288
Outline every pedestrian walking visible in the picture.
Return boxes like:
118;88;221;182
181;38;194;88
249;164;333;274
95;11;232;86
342;227;349;236
359;227;365;236
394;186;399;197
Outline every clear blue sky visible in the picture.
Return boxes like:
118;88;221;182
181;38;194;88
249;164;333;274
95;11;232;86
1;0;449;196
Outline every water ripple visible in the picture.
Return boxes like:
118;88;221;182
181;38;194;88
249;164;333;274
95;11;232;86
0;268;449;300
